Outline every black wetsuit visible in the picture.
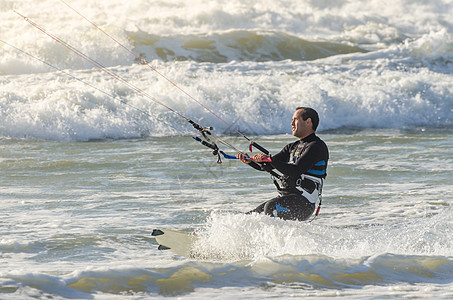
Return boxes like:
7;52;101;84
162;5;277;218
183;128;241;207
249;133;329;221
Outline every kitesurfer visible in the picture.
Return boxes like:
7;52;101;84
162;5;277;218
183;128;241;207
237;107;329;221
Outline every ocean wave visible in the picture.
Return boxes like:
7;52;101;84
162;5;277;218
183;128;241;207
1;253;451;298
1;2;453;141
2;0;453;71
1;52;453;141
129;30;367;63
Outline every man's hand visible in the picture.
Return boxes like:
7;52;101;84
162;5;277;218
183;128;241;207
236;153;251;164
250;153;270;163
236;153;271;164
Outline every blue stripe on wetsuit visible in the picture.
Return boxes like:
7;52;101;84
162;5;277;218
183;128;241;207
276;204;290;212
307;160;326;176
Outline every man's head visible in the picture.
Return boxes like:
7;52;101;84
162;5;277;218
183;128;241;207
291;107;319;139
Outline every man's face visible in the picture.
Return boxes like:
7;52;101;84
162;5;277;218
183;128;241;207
291;109;312;138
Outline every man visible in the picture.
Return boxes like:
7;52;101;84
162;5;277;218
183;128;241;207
236;107;329;221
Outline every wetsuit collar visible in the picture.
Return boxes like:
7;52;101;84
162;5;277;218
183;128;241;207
300;132;317;142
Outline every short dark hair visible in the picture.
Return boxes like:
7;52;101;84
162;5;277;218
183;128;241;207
296;107;319;131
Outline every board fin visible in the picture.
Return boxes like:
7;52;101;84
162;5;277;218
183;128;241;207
158;245;171;250
152;229;164;236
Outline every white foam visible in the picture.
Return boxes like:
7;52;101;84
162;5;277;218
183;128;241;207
2;50;453;141
193;208;453;261
2;1;453;140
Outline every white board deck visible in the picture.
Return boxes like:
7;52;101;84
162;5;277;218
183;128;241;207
152;229;197;257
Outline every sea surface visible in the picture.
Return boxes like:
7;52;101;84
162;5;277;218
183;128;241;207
1;0;453;299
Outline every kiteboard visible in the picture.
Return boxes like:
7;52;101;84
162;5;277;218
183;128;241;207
152;229;197;258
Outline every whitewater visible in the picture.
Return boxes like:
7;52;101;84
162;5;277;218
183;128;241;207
1;0;453;299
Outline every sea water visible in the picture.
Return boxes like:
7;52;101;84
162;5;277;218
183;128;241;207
1;0;453;299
